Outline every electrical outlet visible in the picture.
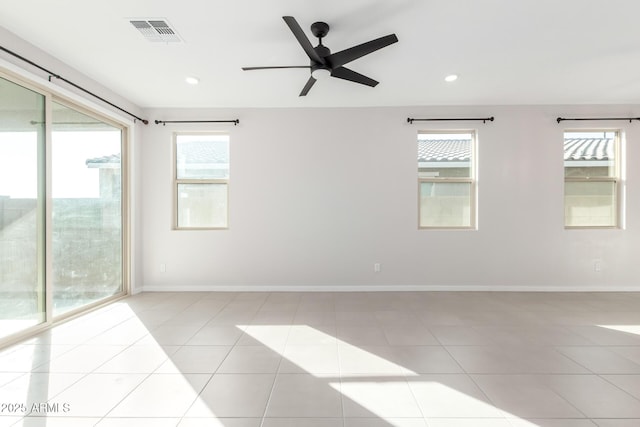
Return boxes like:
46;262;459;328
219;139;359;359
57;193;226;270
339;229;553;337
160;263;166;273
593;260;602;272
374;263;381;273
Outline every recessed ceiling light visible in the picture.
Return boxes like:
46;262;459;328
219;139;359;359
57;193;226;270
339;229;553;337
444;74;458;82
185;76;200;85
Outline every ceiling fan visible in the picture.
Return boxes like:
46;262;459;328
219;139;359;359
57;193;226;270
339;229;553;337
242;16;398;96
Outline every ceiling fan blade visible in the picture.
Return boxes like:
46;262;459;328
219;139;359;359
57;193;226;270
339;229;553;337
330;66;379;87
283;16;325;64
242;66;310;71
326;34;398;68
299;76;317;96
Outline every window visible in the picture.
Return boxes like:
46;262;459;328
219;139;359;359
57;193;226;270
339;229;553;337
564;130;621;228
174;133;229;229
418;131;476;228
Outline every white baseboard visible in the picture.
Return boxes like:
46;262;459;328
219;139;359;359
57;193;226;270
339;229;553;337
141;284;640;293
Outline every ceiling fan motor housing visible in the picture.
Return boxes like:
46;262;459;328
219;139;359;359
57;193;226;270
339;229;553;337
313;44;331;61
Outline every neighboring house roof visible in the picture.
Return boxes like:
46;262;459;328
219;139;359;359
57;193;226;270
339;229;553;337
86;153;120;168
564;138;613;161
85;140;229;169
418;139;471;163
418;137;613;163
85;138;613;168
176;140;229;164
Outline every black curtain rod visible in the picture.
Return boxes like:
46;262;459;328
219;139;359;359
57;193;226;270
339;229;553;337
1;45;149;125
407;117;494;124
557;117;640;123
154;119;239;126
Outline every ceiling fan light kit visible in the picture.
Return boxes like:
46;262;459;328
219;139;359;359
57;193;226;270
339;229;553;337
242;16;398;96
311;68;331;80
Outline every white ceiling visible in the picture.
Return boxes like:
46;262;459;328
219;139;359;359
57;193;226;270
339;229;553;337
2;0;640;109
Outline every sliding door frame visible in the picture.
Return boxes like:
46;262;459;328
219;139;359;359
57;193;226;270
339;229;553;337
0;69;131;347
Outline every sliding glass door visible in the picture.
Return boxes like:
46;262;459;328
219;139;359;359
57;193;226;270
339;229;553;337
52;102;124;316
0;77;46;339
0;73;127;341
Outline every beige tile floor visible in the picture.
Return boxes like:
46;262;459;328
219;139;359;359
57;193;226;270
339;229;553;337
1;291;640;426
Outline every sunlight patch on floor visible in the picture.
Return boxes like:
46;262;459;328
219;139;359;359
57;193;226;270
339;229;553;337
597;324;640;335
241;324;416;376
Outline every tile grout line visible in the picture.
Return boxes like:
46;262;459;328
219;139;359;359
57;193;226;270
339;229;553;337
259;292;289;427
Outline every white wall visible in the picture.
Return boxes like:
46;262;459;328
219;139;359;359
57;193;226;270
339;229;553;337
140;105;640;291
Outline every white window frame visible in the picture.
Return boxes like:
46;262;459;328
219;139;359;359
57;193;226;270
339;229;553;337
564;129;621;229
418;130;477;229
173;132;229;230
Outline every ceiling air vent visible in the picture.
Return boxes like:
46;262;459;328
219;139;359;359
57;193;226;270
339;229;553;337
130;19;182;43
